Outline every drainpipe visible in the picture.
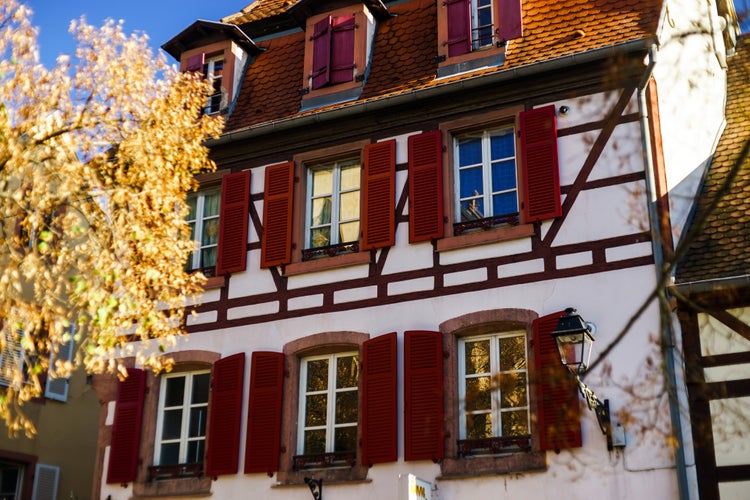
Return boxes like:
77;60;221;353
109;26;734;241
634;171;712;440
637;43;691;500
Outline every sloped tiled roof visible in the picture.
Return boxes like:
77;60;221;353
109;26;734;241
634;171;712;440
675;34;750;285
223;0;663;133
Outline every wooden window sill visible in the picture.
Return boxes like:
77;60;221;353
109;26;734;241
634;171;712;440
438;450;547;479
284;251;371;276
203;275;226;289
436;223;535;252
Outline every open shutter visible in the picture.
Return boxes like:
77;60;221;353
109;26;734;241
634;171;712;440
45;334;74;401
216;171;251;275
244;351;284;474
330;15;356;85
408;131;444;243
261;162;294;268
362;332;397;465
311;16;332;89
361;140;396;250
533;311;582;451
107;368;146;484
445;0;472;57
186;53;205;73
497;0;523;42
31;464;59;500
520;105;561;223
404;331;445;461
205;353;245;476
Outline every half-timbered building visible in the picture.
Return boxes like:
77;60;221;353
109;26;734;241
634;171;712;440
94;0;743;499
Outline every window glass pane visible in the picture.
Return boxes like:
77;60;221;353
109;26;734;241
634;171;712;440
459;166;484;199
466;413;492;439
305;394;328;426
160;443;180;465
191;373;210;404
491;159;517;192
306;359;329;391
492;192;517;216
187;197;197;221
339;191;360;221
311;197;332;226
304;429;326;455
334;427;357;452
499;336;526;371
201;247;217;268
310;227;331;248
460;198;484;221
162;409;183;440
336;355;359;388
339;221;359;244
0;465;21;497
311;168;333;197
187;440;205;464
164;377;185;407
457;136;482;167
340;163;361;190
464;340;490;374
203;192;220;217
500;373;527;408
501;410;529;436
202;218;219;246
188;407;208;438
335;391;358;424
465;376;491;411
490;130;514;159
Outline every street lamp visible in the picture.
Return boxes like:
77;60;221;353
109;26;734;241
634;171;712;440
551;308;613;450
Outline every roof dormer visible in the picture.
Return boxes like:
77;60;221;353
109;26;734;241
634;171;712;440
162;21;262;116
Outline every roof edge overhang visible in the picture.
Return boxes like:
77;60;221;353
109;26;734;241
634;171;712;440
287;0;393;27
161;20;262;61
210;36;657;146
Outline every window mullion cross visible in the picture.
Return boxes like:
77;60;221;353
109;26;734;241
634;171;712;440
191;195;205;270
482;130;493;218
330;163;342;246
178;375;193;464
326;356;338;452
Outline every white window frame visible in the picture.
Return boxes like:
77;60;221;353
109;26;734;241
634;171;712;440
453;126;518;223
45;326;75;402
204;55;225;115
154;370;211;466
186;189;220;271
304;158;361;250
471;0;495;50
297;352;359;456
457;331;529;440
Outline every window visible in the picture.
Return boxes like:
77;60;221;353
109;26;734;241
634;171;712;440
203;56;225;115
154;371;210;467
0;461;23;499
310;15;356;90
296;352;359;467
187;190;220;273
305;159;361;256
457;332;529;455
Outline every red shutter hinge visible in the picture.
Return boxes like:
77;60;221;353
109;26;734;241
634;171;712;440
442;350;450;359
280;446;287;453
355;74;365;82
435;54;446;63
283;369;290;377
298;88;310;96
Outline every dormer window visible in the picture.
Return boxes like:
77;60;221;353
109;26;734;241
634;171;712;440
205;55;226;115
310;15;356;90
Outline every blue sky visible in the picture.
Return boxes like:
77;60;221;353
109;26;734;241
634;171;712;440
25;1;252;68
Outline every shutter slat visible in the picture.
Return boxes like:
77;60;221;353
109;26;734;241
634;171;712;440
362;140;396;250
362;333;397;465
261;162;294;267
520;106;562;223
533;311;582;451
311;16;332;89
497;0;523;42
205;353;245;476
107;368;146;484
445;0;472;57
216;171;251;275
244;351;284;474
408;131;444;242
404;331;445;461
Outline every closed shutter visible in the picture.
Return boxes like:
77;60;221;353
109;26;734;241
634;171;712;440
445;0;472;57
520;105;562;223
497;0;523;42
408;131;444;243
533;311;582;451
362;140;396;250
186;53;205;73
261;162;294;268
31;464;59;500
244;351;284;474
44;335;74;401
311;16;332;89
216;170;251;275
404;331;445;461
330;15;356;85
205;353;246;476
362;333;398;465
107;368;146;484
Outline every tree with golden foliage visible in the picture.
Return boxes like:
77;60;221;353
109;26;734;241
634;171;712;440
0;0;224;434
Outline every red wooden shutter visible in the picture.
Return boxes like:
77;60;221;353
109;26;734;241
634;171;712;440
205;353;246;476
533;311;582;451
408;130;444;243
186;53;205;73
520;105;562;223
404;331;445;461
362;140;396;250
445;0;472;57
216;170;251;275
362;332;398;465
497;0;523;42
244;351;284;474
330;15;356;85
260;162;294;268
106;368;146;484
311;16;332;89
